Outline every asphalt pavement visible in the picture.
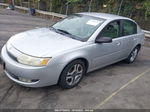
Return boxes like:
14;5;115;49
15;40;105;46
0;8;150;109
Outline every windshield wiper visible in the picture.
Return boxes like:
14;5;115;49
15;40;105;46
56;29;71;35
49;27;81;40
56;29;78;39
50;27;71;35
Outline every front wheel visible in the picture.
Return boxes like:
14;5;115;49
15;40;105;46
59;60;86;89
125;46;139;63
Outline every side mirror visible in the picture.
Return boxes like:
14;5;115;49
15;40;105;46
95;37;112;43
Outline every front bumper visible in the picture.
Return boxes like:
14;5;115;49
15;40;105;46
1;45;63;87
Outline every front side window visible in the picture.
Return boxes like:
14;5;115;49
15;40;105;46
52;14;105;41
100;21;120;39
123;20;137;36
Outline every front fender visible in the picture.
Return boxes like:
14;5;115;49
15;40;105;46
52;43;95;73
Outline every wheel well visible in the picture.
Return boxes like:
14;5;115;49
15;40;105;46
136;44;141;50
58;58;89;84
64;58;89;72
76;58;89;71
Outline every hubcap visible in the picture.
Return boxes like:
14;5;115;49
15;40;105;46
130;48;138;62
66;64;83;86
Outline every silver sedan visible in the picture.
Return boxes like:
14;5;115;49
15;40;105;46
1;13;144;89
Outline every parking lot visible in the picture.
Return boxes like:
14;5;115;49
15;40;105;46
0;8;150;109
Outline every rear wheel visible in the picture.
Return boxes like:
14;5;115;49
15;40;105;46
59;60;86;89
125;46;139;63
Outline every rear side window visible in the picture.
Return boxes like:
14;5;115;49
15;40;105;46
123;20;137;36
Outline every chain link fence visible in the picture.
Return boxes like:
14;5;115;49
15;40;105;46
0;0;150;30
0;0;136;15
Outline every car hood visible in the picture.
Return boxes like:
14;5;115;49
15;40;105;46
8;28;84;57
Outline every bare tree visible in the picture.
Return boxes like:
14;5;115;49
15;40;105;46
38;0;40;10
19;0;22;6
88;0;93;12
65;0;80;15
118;0;124;15
49;0;52;12
65;1;70;15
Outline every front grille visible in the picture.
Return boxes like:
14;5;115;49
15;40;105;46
7;50;18;62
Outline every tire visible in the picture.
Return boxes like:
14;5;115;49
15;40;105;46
59;60;86;89
125;46;140;63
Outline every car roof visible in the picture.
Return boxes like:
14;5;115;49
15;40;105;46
78;12;132;21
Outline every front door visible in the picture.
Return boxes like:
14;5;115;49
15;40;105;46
92;20;123;69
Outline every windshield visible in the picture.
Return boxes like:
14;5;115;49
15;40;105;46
52;14;105;41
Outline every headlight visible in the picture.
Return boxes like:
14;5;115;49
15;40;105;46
17;53;51;66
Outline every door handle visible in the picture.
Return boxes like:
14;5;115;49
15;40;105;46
116;42;121;46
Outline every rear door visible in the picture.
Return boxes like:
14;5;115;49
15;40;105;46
119;19;138;58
